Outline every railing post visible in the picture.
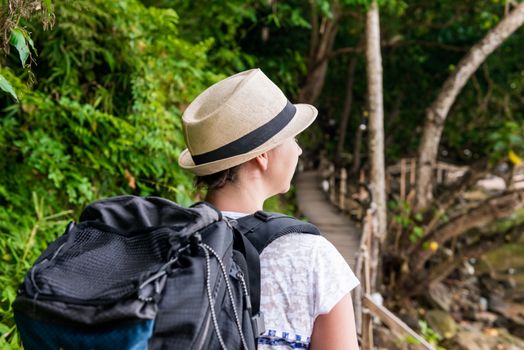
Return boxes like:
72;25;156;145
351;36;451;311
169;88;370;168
410;158;416;186
359;208;375;350
339;168;347;211
329;164;336;205
359;169;366;204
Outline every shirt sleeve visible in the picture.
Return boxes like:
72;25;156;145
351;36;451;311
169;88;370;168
311;237;360;318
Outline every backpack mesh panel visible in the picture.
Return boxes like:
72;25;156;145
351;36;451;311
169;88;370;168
33;225;173;301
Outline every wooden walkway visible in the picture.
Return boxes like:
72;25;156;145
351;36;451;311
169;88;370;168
294;170;361;269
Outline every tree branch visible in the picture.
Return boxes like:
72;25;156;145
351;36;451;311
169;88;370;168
419;159;491;236
411;189;524;272
415;1;524;211
427;221;524;287
308;0;320;68
315;38;467;71
387;39;467;52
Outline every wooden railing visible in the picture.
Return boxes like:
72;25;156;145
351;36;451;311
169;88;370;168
318;157;435;349
353;205;436;350
322;157;524;216
320;160;371;223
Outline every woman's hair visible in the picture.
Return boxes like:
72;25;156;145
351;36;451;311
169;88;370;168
195;165;241;191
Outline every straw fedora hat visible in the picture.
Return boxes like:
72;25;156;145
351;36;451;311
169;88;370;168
178;68;318;176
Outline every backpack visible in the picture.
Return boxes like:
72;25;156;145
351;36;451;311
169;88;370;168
13;195;320;350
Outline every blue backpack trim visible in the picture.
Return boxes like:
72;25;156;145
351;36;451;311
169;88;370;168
15;312;154;350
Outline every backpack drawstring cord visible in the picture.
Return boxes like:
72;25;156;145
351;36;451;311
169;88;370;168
201;242;249;350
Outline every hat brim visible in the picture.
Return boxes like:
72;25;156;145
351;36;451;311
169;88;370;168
178;103;318;176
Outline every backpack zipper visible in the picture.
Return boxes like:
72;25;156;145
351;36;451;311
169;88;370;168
237;270;265;338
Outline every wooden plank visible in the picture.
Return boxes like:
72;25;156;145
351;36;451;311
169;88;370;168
361;312;373;350
295;171;361;269
362;294;436;350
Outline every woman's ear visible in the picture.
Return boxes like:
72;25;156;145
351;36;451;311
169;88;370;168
253;152;270;172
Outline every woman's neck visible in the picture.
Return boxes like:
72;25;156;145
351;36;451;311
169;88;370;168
205;180;268;214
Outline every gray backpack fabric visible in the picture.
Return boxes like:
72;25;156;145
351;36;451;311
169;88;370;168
13;195;319;349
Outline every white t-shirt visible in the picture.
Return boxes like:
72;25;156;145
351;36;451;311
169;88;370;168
223;211;360;349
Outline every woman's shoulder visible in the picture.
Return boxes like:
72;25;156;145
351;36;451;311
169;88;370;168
260;230;360;315
262;231;340;254
260;232;350;272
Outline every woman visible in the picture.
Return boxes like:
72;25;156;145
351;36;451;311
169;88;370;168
178;69;360;349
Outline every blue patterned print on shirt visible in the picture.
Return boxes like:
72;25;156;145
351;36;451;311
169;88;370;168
258;329;310;349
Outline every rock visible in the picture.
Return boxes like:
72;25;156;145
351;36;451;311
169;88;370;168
462;190;489;201
473;311;498;325
373;326;403;350
428;282;452;312
479;297;488;312
373;324;436;350
461;261;476;276
446;326;524;350
479;276;507;299
425;310;458;339
489;295;524;327
476;175;506;192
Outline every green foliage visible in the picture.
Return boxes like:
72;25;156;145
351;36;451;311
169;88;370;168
0;4;50;106
156;0;258;74
418;320;446;350
402;320;446;349
378;0;524;162
0;73;17;100
489;121;524;164
389;199;426;243
0;0;54;53
9;28;35;67
263;186;299;216
0;0;225;345
0;192;70;350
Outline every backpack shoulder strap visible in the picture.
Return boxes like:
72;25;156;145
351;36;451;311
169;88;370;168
236;211;321;254
231;211;320;325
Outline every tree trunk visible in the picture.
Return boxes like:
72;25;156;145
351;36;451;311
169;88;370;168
350;124;364;175
365;0;387;242
308;0;319;67
335;54;358;166
298;2;340;104
415;2;524;212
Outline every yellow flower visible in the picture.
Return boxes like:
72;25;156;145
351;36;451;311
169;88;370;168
508;150;522;166
429;241;439;252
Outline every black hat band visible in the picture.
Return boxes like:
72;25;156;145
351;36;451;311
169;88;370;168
191;100;296;165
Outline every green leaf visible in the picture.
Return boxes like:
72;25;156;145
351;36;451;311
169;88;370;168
413;226;424;237
43;0;53;13
10;28;30;66
317;0;333;19
26;35;36;55
404;335;421;345
494;141;506;152
509;134;523;145
101;49;115;72
0;74;18;100
0;323;10;334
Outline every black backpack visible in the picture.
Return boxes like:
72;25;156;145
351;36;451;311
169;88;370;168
13;195;319;349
